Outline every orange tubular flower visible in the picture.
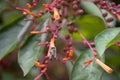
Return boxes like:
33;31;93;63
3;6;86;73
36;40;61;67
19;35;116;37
117;14;120;21
53;7;60;20
24;9;38;17
69;49;73;57
83;63;90;69
38;42;48;46
30;31;46;34
26;3;32;9
95;58;113;74
42;4;51;9
83;59;93;68
50;38;55;47
84;59;93;64
41;68;47;73
34;61;46;68
47;38;57;60
63;57;70;61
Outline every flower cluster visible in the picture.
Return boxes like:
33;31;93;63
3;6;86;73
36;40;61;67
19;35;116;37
15;0;120;80
94;0;120;28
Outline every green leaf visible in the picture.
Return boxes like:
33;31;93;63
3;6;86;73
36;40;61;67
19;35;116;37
2;72;26;80
95;28;120;56
102;72;120;80
66;62;73;76
105;49;120;67
17;21;32;43
0;11;23;31
71;50;104;80
0;1;7;14
0;20;25;60
73;15;105;40
18;20;48;76
18;35;42;76
80;1;104;20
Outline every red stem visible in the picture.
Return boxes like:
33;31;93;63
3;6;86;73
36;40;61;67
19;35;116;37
34;72;44;80
78;31;97;58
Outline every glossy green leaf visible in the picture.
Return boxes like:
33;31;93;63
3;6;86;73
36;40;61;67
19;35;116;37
71;50;104;80
17;21;32;43
102;72;120;80
2;72;26;80
105;49;120;67
95;28;120;56
18;35;42;76
18;21;48;76
66;62;73;76
0;11;23;31
0;20;25;60
80;1;104;20
73;15;105;40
